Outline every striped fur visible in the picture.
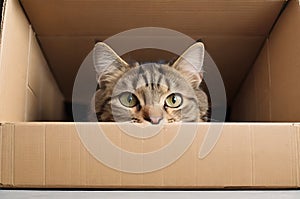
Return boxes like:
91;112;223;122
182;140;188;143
92;42;209;123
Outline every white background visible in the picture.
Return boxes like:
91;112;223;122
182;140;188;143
0;191;300;199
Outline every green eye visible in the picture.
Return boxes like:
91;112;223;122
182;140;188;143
119;92;139;108
165;93;183;108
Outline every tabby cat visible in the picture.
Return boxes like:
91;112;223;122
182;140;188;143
92;42;209;124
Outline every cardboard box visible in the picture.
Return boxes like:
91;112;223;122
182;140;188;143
0;0;65;121
0;122;300;188
1;0;300;188
231;0;300;122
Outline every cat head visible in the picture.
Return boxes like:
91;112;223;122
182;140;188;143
92;42;208;123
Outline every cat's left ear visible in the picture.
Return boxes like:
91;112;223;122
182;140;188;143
171;42;205;87
93;42;129;82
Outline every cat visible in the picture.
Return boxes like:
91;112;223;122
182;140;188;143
91;41;209;124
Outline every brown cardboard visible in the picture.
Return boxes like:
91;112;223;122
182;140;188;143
297;124;300;187
0;123;14;187
231;41;271;121
0;122;299;188
251;124;297;186
38;36;265;103
19;0;285;104
26;26;66;121
0;124;2;184
204;36;265;104
0;0;65;122
25;87;39;121
14;124;45;186
20;0;284;36
231;0;300;121
1;0;300;189
0;0;30;121
269;0;300;122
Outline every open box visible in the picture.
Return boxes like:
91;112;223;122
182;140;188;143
0;0;300;188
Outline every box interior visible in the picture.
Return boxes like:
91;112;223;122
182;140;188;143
2;0;300;189
1;0;300;122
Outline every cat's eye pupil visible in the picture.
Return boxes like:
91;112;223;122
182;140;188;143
171;95;177;104
119;92;138;108
127;95;132;103
165;93;182;108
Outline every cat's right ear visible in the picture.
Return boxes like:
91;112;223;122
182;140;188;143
171;42;205;88
93;42;128;83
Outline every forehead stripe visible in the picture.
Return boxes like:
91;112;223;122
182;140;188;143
132;76;138;89
157;74;163;86
142;74;149;87
165;78;171;91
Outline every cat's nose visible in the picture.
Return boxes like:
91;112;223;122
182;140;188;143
150;116;163;124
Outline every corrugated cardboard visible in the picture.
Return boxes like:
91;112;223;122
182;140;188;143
20;0;286;104
38;36;265;103
20;0;284;36
268;0;300;122
1;0;300;189
0;124;2;184
0;0;30;121
0;123;14;187
230;41;270;121
26;27;65;121
0;122;300;188
25;87;39;121
231;0;300;121
0;0;65;122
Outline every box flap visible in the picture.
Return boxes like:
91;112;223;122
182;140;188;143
0;0;30;121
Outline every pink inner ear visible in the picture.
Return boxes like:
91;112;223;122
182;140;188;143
186;71;203;88
93;42;129;77
171;42;205;74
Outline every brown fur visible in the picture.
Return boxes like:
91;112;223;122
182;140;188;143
92;42;209;123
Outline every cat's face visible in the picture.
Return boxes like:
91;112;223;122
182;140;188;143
92;42;208;124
